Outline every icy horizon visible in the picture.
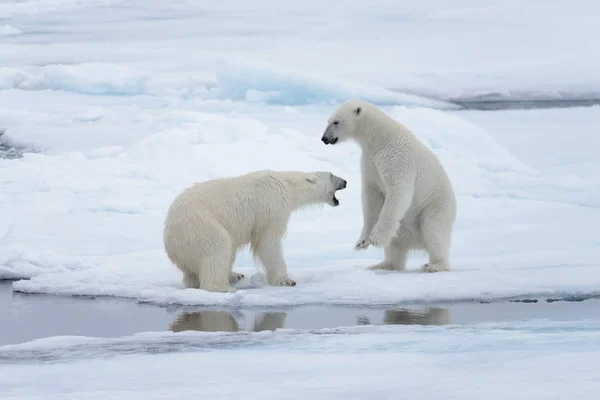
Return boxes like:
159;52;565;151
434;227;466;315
2;0;600;105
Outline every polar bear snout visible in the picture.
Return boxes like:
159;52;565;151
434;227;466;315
321;135;338;145
321;125;339;145
330;173;347;190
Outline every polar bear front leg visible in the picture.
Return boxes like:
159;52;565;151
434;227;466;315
355;182;384;251
369;163;416;248
253;232;296;287
368;191;409;247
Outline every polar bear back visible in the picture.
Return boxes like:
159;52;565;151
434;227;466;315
407;134;455;208
359;104;456;215
166;171;292;246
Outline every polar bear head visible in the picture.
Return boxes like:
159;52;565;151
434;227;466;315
321;100;373;145
302;171;347;207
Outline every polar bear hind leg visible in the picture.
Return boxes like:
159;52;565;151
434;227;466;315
367;229;415;271
419;208;453;273
199;250;237;292
196;228;237;293
182;269;200;289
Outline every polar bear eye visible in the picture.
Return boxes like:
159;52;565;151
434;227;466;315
332;121;339;125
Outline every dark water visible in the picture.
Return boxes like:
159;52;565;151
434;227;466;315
454;98;600;111
2;282;599;346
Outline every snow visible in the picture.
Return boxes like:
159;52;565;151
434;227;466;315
1;320;599;399
0;64;156;95
460;107;600;185
1;319;599;361
9;251;600;307
0;25;23;37
1;1;599;310
3;101;600;306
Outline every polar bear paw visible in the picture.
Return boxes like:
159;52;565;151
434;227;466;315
366;263;398;271
366;227;393;248
270;276;297;287
229;271;245;284
420;262;451;273
201;285;237;293
355;234;371;250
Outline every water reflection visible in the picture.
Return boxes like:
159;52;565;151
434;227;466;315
171;310;240;333
358;307;451;326
170;307;450;333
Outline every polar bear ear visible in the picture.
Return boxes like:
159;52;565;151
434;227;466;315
305;175;318;184
354;107;361;116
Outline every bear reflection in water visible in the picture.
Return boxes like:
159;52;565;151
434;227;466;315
357;308;451;326
170;311;287;333
170;307;450;333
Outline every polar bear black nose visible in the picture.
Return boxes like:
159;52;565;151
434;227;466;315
321;136;328;144
342;180;347;188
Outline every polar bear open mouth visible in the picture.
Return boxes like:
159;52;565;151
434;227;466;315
328;175;347;207
332;187;344;206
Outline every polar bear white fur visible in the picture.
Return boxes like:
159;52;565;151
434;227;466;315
321;100;457;273
163;170;347;292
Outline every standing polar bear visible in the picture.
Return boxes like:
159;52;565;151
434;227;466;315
321;100;456;273
163;170;347;292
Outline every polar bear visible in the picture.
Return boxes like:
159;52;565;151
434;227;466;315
321;100;456;273
163;170;347;292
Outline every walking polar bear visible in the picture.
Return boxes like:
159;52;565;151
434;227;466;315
163;170;347;292
321;100;457;273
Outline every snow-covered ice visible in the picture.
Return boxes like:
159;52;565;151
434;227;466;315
1;319;599;362
1;0;600;308
1;320;600;399
0;25;23;37
3;101;600;306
